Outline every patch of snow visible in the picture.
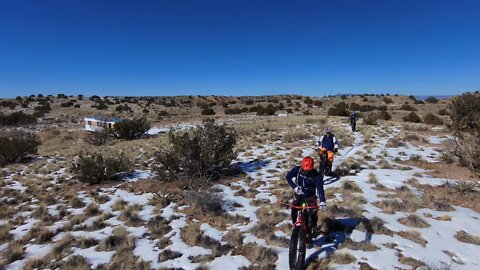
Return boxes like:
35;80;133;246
200;223;228;244
208;255;251;269
70;246;115;268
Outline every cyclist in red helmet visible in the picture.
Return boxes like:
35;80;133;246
286;156;327;243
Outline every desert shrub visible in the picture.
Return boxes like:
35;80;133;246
72;152;132;184
313;100;323;107
0;111;37;126
245;99;254;105
349;102;361;111
0;100;17;109
60;101;74;107
84;129;110;146
438;108;448;115
425;96;439;104
225;107;248;114
33;103;51;117
201;107;215;115
0;131;40;166
159;110;169;116
449;92;480;176
74;104;81;108
423;113;443;125
115;104;132;112
304;97;313;105
383;97;393;104
328;102;350;116
377;110;392;120
400;104;417;111
403;112;422;123
259;104;278;116
93;100;108;110
341;95;347;100
112;117;150;140
183;190;224;213
359;104;375;112
363;112;378;125
155;118;236;190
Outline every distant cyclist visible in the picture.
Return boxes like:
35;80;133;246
316;127;339;176
285;157;327;243
349;111;357;132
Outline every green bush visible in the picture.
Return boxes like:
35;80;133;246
377;110;392;121
383;97;393;104
423;113;443;125
201;108;215;115
403;112;422;123
400;104;417;111
0;111;37;126
72;153;132;184
60;101;74;107
113;117;150;140
449;92;480;176
425;96;439;104
304;97;313;105
328;102;350;116
0;101;17;109
313;100;323;107
0;132;40;166
155;118;236;190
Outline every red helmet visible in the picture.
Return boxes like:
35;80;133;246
302;157;314;171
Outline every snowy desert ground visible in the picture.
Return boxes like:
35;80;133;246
1;117;479;270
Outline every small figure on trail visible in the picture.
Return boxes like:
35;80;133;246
316;127;339;176
349;111;357;132
285;157;327;243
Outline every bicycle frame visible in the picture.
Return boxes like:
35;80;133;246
279;201;318;238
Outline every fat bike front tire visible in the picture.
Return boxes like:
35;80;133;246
289;225;307;270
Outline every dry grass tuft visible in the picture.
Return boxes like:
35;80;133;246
357;217;394;236
398;253;426;268
455;230;480;245
235;243;278;269
147;215;171;239
340;239;379;251
398;214;430;228
4;240;25;264
84;203;101;217
397;230;428;247
307;251;356;269
342;180;362;193
97;227;135;252
60;255;90;270
24;226;56;244
159;249;182;262
118;204;144;226
0;223;12;243
367;173;378;184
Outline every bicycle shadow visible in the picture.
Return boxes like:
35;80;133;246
322;174;341;186
305;217;374;267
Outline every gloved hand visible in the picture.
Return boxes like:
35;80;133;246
319;201;327;212
294;186;303;195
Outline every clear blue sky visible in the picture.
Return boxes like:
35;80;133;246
1;0;479;97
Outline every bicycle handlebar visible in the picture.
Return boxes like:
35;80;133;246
277;201;319;209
